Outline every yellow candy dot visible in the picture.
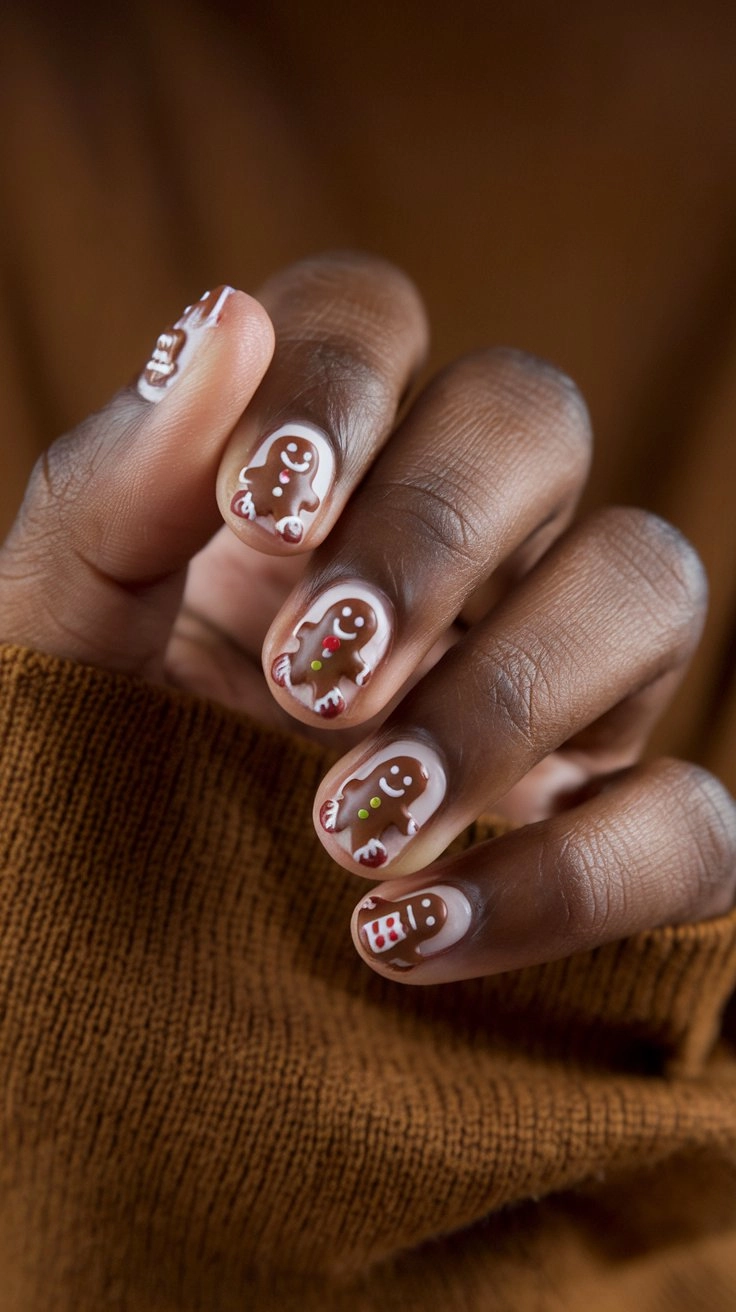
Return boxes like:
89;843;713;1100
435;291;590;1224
358;808;369;820
370;796;381;809
310;659;322;671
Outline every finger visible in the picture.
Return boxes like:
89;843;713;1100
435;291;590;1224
263;349;591;727
315;508;707;874
216;251;428;553
0;288;274;675
349;759;736;983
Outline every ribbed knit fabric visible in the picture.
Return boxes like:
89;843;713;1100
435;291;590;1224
0;643;735;1311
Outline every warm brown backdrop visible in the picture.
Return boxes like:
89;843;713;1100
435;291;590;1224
0;0;734;787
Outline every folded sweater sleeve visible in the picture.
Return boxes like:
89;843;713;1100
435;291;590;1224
1;643;735;1312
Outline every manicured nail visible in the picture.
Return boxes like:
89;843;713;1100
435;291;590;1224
354;884;472;972
229;421;335;545
137;286;235;403
319;740;446;868
270;583;393;719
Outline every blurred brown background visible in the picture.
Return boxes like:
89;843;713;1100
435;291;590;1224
0;0;734;787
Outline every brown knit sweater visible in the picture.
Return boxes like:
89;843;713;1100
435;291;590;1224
1;642;735;1311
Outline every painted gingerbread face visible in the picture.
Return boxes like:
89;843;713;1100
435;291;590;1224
270;585;392;720
273;437;318;478
229;423;334;545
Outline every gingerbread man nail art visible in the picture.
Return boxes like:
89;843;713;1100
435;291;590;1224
137;287;234;404
141;327;186;391
354;885;472;971
230;422;334;545
271;586;391;719
319;741;446;868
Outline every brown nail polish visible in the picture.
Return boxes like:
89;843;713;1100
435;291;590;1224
319;740;446;868
229;422;335;545
354;884;472;972
270;583;393;719
137;286;234;404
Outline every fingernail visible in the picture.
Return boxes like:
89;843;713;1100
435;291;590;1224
270;583;393;720
229;422;335;546
137;286;235;403
319;740;446;868
353;884;472;972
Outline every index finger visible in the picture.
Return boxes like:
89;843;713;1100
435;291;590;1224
215;252;429;553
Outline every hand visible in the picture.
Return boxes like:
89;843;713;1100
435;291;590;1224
1;254;734;985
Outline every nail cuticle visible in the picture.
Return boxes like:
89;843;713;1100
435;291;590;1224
230;421;335;545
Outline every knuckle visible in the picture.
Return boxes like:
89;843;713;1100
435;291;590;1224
591;507;708;649
546;822;625;945
286;340;396;447
370;473;488;573
480;637;552;751
432;348;592;471
656;759;736;918
259;250;429;369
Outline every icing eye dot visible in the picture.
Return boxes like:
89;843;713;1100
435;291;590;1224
287;442;297;452
342;606;352;617
354;616;365;627
304;452;312;461
403;776;413;786
390;765;400;775
426;916;436;927
421;899;431;908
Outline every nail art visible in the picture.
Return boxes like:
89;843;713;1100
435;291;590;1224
355;885;472;972
319;740;446;868
230;422;334;545
271;583;392;719
137;286;234;404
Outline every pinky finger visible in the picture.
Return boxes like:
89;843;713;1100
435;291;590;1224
350;759;736;984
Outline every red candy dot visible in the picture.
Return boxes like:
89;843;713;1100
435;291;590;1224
386;917;395;927
389;931;398;942
323;634;340;652
375;935;385;949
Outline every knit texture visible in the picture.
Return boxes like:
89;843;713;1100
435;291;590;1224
0;643;735;1311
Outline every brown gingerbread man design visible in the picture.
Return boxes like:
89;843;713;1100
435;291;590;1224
356;892;448;970
231;435;321;542
272;598;379;718
141;327;186;390
319;755;429;866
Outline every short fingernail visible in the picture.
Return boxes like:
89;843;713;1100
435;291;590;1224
319;740;446;868
137;286;235;403
228;421;335;546
353;884;472;972
269;582;393;720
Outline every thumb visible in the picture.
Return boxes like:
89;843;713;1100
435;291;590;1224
0;287;274;676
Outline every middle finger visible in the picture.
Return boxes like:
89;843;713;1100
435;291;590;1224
263;349;592;726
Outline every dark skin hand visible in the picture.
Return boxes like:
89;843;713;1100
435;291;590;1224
0;253;734;984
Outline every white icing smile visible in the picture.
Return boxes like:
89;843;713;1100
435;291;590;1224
333;619;357;640
379;776;406;798
280;450;312;473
